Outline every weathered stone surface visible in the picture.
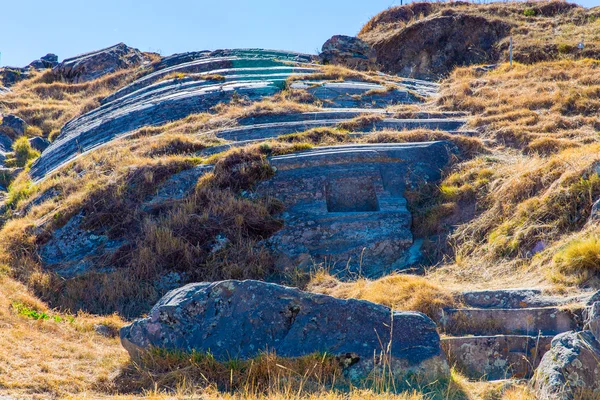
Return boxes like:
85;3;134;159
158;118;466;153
121;280;449;383
366;14;511;80
289;81;422;108
439;307;583;336
212;116;466;142
53;43;146;83
461;289;587;309
443;335;553;380
320;35;376;71
585;300;600;341
0;114;26;136
39;213;125;278
255;142;454;277
535;331;600;400
28;136;50;152
0;132;12;153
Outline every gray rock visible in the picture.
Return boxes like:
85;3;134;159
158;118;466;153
143;165;213;209
460;288;585;309
0;132;13;153
0;67;32;87
586;290;600;306
443;335;553;380
40;53;59;65
27;53;58;70
535;331;600;400
53;43;146;83
28;136;50;152
585;301;600;341
39;213;125;277
320;35;376;71
94;324;112;337
0;114;26;136
120;280;449;383
589;198;600;222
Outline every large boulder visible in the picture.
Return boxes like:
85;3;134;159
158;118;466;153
28;53;59;69
120;280;449;383
534;331;600;400
0;114;27;136
53;43;146;83
367;14;510;80
319;35;376;71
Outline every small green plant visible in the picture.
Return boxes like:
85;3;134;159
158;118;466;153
5;137;40;168
11;301;73;323
12;301;50;320
524;8;536;17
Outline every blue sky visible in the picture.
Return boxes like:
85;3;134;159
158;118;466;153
1;0;599;67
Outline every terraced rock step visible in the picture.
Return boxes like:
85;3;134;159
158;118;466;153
211;117;466;142
236;109;468;125
290;81;422;107
437;290;590;380
255;142;454;277
31;49;436;181
439;307;583;336
442;335;553;380
460;288;590;309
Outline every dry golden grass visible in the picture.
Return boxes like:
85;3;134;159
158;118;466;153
0;274;127;399
438;60;600;147
307;271;457;319
425;60;600;290
0;68;140;139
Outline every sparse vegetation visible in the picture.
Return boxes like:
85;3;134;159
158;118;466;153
3;3;600;398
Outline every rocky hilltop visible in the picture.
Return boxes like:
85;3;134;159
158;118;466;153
1;1;600;399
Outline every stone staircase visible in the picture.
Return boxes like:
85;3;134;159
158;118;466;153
436;289;589;380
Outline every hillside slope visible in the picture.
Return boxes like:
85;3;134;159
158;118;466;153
2;3;600;399
359;1;600;79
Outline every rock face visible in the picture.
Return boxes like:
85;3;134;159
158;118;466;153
120;280;449;383
53;43;146;83
535;331;600;400
367;14;510;79
256;142;454;277
319;35;376;71
0;114;26;136
30;48;432;181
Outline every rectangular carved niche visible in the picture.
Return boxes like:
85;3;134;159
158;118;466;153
326;177;380;212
